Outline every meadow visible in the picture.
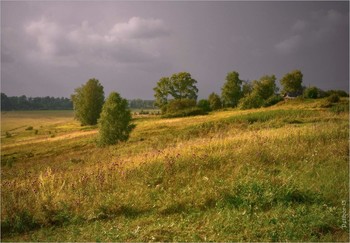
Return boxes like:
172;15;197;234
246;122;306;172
1;98;349;241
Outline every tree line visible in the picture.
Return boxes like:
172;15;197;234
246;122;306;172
0;93;157;111
1;93;73;111
153;69;348;116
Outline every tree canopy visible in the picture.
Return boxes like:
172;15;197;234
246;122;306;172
252;75;278;100
153;72;198;113
71;78;105;126
221;71;243;107
280;70;303;95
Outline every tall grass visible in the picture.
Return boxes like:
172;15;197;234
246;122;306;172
1;98;349;241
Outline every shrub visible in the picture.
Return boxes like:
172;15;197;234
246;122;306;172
325;90;349;97
98;92;135;146
303;86;321;99
327;94;340;103
5;131;11;138
162;107;207;118
263;94;283;107
166;98;196;114
197;99;211;112
239;92;264;110
25;126;33;131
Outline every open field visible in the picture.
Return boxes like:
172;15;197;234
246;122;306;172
1;98;349;241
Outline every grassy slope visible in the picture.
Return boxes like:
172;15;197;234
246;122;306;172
1;98;349;242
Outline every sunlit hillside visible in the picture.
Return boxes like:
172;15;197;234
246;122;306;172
1;98;349;242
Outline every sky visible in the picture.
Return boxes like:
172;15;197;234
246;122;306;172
1;1;349;99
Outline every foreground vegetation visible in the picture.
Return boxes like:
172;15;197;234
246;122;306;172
1;98;349;241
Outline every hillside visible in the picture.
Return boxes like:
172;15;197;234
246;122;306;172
1;98;349;241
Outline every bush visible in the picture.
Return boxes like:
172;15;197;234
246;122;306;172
166;99;196;114
327;94;340;103
325;90;349;97
98;92;135;146
239;93;264;110
197;99;211;112
25;126;33;131
303;86;321;99
162;107;207;118
263;94;283;107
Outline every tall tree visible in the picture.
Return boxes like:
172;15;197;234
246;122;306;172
280;70;303;95
221;71;243;107
153;77;170;110
98;92;134;146
71;78;104;126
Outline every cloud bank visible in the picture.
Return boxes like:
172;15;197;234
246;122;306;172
24;17;170;66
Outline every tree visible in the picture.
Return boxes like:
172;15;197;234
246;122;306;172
71;78;104;126
153;72;198;113
239;92;264;110
221;71;243;107
169;72;198;100
252;75;278;100
1;93;11;111
153;77;170;112
208;92;222;110
242;80;253;97
98;92;135;146
197;99;211;112
280;70;303;95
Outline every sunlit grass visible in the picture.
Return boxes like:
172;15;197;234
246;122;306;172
1;98;349;241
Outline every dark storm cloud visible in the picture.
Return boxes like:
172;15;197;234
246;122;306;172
1;1;348;99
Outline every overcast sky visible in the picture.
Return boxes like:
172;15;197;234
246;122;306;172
1;1;349;99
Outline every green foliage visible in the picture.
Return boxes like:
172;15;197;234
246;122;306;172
208;92;222;110
197;99;211;112
165;99;197;114
239;92;264;110
303;86;322;99
325;90;348;98
153;77;171;109
71;78;105;126
169;72;198;100
153;72;198;112
326;94;340;103
221;71;243;107
242;81;253;97
98;92;135;146
239;75;279;109
263;94;283;107
280;70;303;94
252;75;278;100
162;106;207;118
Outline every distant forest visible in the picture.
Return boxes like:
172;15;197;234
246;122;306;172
1;93;155;111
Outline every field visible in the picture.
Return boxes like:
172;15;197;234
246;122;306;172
1;98;349;241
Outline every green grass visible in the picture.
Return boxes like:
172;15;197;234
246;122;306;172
1;98;349;241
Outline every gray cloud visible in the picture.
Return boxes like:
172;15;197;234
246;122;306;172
275;9;348;54
24;16;170;67
1;1;348;98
